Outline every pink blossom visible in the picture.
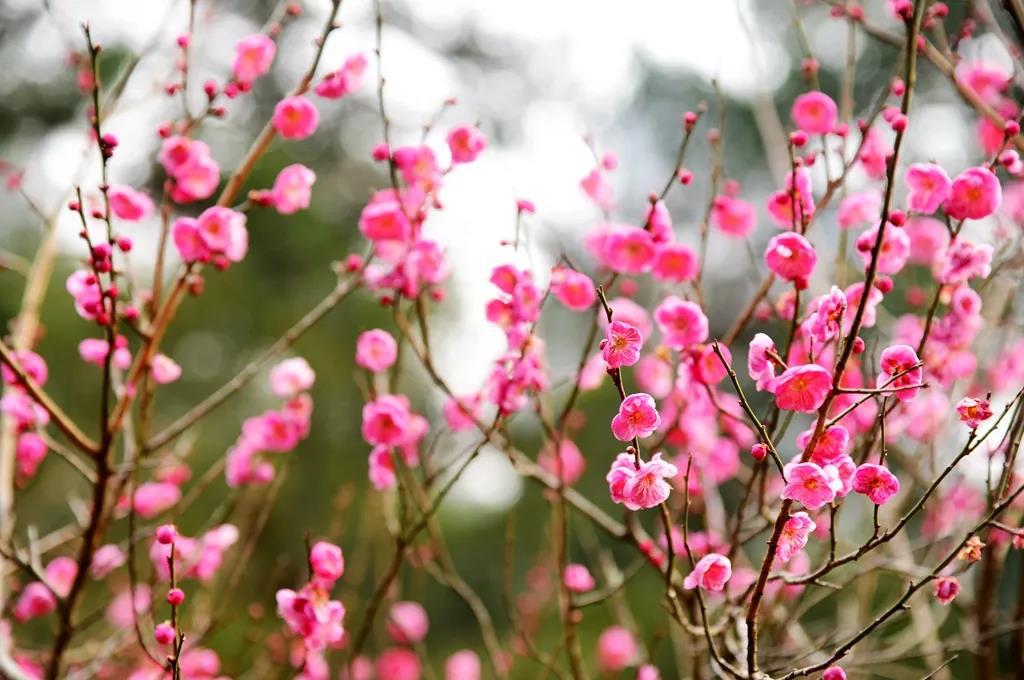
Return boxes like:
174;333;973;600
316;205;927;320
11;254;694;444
151;353;181;385
791;91;838;134
957;397;993;429
938;239;993;285
272;95;320;140
933;575;961;604
368;446;397;490
268;357;316;397
601;320;643;368
822;667;847;680
387;601;429;643
904;217;949;265
781;462;842;510
272;163;316;214
276;584;345;652
852;463;900;504
797;425;850;466
133;481;182;518
362;394;416;446
683;553;732;591
232;34;276;84
654;296;708;350
538;439;586;485
444;650;480;680
635;355;673;398
693;343;729;385
767;168;815;228
855;223;910;274
66;269;104;321
603;297;652;338
644;200;673;243
550;267;596;311
442;395;481;432
563;563;595;592
358;190;413;244
622;453;678;509
315;53;368;99
90;544;126;579
858;127;889;180
16;432;47;478
13;582;56;621
446;124;487;164
652;243;699;282
710;195;756;237
308;541;344;585
773;364;832;413
838;190;881;229
748;333;779;391
108;185;154;221
580;167;614;210
878;344;922;402
778;512;815;563
764;232;817;287
0;349;47;386
611;393;661;441
945;166;1002;221
905;163;951;214
356;329;399;373
956;61;1010;104
808;286;847;343
376;647;421;680
243;410;303;452
603;225;657;274
596;626;637;672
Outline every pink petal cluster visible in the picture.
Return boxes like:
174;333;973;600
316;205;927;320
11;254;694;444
781;462;843;510
108;185;155;221
933;575;961;604
855;224;911;275
315;53;368;99
938;239;993;285
764;232;817;288
611;393;661;441
654;296;708;350
276;541;346;659
778;512;816;563
356;329;399;373
606;452;677;510
773;364;832;413
271;164;316;214
270;357;316;397
160;135;221;203
563;563;596;592
944;166;1001;221
852;463;900;504
601;319;643;369
149;524;239;583
905;163;951;214
550;266;597;311
956;396;993;429
791;91;838;134
232;34;276;84
387;601;429;644
272;95;320;140
710;195;756;237
446;124;487;164
172;206;248;268
596;626;637;672
683;553;732;591
878;344;922;402
538;438;586;485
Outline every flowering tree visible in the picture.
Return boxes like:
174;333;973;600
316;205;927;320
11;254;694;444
3;0;1024;678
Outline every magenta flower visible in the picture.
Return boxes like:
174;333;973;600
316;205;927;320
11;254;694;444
315;53;368;99
748;332;779;391
596;626;637;673
550;267;597;311
808;286;847;343
878;344;922;402
611;393;661;441
309;541;344;585
654;296;708;350
683;553;732;592
603;225;657;274
232;34;276;84
764;232;817;288
944;166;1001;221
852;463;900;505
822;667;847;680
956;397;993;429
108;184;155;221
446;124;488;164
777;511;816;563
272;95;320;140
652;243;699;283
563;564;596;593
622;453;678;509
938;239;993;285
271;163;316;214
838;190;881;229
356;329;399;373
387;601;429;644
773;364;832;413
269;357;316;397
855;224;910;274
601;320;643;369
791;90;838;134
797;424;850;466
933;575;961;604
781;462;841;510
709;195;756;237
905;162;952;214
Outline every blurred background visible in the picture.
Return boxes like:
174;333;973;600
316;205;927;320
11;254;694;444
0;0;1019;677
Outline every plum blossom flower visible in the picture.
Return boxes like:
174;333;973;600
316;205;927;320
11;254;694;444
933;576;961;604
709;195;756;237
550;267;596;311
957;397;993;429
838;190;881;229
446;124;487;164
683;553;732;591
563;564;596;592
133;481;182;518
855;224;911;274
808;286;847;343
538;439;586;485
822;667;847;680
611;393;661;441
276;583;345;652
356;329;398;373
905;163;952;214
601;320;643;369
764;232;817;287
596;626;637;672
773;364;832;413
654;296;708;350
944;166;1002;221
272;95;320;140
622;453;678;509
233;34;276;84
270;357;316;397
878;344;922;402
748;333;779;391
652;243;699;282
852;464;900;504
791;91;838;134
272;164;316;214
778;512;815;563
781;462;842;510
314;53;367;99
938;239;993;285
387;601;429;643
151;354;182;385
445;650;481;680
108;185;154;221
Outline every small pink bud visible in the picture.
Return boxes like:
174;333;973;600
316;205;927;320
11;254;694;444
852;336;865;354
122;305;139;322
888;209;906;227
683;111;699;130
790;130;809;147
677;168;693;185
344;253;364;272
1006;120;1021;137
167;588;185;606
116;236;133;252
751;443;768;461
203;80;218;98
176;34;190;48
891;79;906;97
875;276;894;294
154;622;175;645
890;114;908;132
371;143;390;161
156;524;177;545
